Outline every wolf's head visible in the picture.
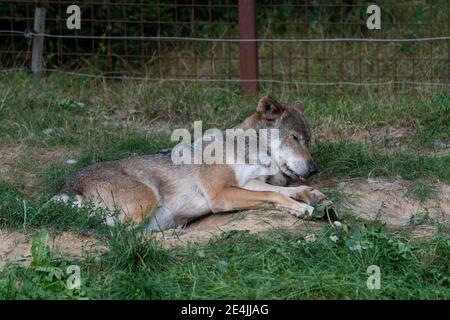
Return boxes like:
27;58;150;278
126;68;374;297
241;96;317;183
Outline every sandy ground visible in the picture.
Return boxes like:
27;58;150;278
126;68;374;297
0;230;105;269
1;177;448;268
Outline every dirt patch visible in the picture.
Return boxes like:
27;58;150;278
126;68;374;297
0;144;77;169
28;146;75;166
0;144;26;167
315;123;450;156
0;144;79;195
430;139;450;156
337;178;450;236
0;230;104;269
154;209;325;248
314;123;411;146
352;126;410;147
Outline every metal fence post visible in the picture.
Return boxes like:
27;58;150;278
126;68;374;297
238;0;258;95
31;7;45;77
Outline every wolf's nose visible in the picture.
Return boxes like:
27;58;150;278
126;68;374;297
309;163;318;176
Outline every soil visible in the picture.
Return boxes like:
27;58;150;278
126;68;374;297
0;230;105;269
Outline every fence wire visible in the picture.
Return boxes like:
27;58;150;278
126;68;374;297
0;0;449;93
2;30;450;42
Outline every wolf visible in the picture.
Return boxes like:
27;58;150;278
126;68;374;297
54;96;328;231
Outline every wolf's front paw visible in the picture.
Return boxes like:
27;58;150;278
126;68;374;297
291;187;330;206
288;202;315;219
308;189;330;206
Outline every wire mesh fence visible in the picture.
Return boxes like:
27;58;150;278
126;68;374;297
0;0;449;94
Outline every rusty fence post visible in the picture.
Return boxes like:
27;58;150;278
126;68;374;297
238;0;258;95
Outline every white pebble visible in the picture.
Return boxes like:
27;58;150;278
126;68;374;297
66;159;77;165
329;235;339;243
333;221;342;228
43;128;54;135
305;234;316;243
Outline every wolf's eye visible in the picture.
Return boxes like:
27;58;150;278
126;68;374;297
292;135;300;143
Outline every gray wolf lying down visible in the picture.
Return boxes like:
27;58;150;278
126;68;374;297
55;96;328;231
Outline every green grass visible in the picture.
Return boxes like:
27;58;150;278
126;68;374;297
0;225;448;299
1;73;449;149
0;181;107;234
0;73;449;300
313;141;450;181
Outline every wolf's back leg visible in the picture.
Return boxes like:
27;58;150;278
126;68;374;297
61;171;160;226
87;179;159;226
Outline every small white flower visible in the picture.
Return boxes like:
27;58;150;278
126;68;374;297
66;159;77;165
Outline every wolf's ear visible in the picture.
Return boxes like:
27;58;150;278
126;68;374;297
291;101;305;113
256;96;285;120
